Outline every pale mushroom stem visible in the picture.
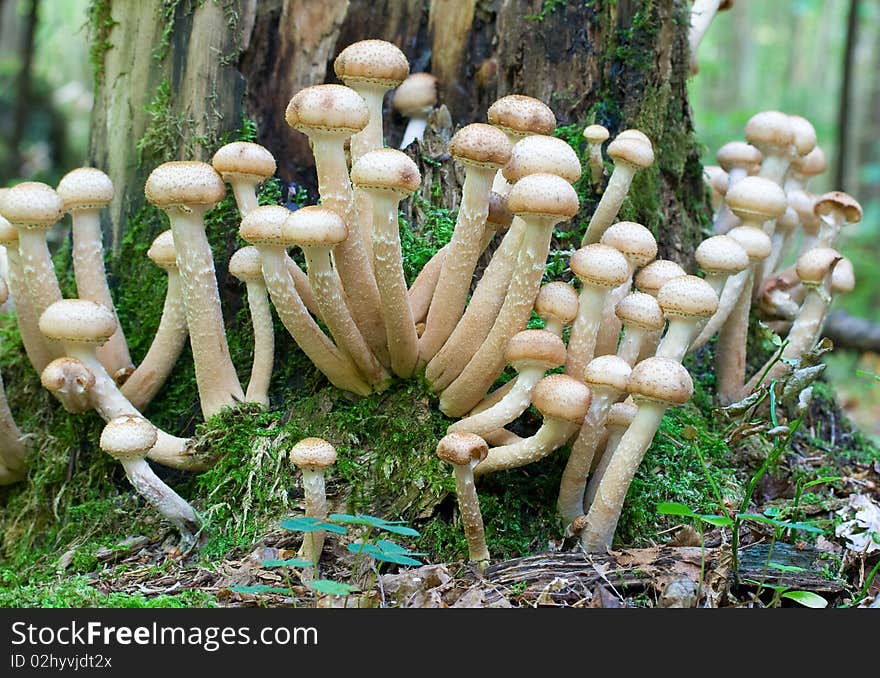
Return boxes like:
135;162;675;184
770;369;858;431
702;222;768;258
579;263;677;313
447;369;544;437
452;461;490;564
349;85;386;163
2;248;52;371
399;117;428;150
120;458;201;546
565;286;610;378
690;268;749;351
230;183;259;217
617;325;648;366
714;268;755;404
688;0;723;74
17;229;64;358
120;272;188;410
656;321;700;363
298;468;329;565
408;245;447;325
581;167;637;245
593;280;633;358
473;421;579;477
0;372;26;484
243;279;274;405
583;426;625;509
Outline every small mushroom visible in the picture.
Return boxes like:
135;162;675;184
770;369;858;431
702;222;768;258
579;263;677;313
655;275;719;362
40;356;95;414
614;291;665;366
694;234;749;298
632;259;687;361
786;146;827;194
211;141;277;218
533;282;579;337
394;72;438;149
436;432;491;568
745;111;795;185
813;191;862;249
289;437;338;565
583;124;610;189
714;141;763;234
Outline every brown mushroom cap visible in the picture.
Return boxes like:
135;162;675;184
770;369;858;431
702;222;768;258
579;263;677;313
615;291;665;330
147;230;178;271
584;354;632;392
289;437;338;469
40;356;96;395
239;205;294;247
790;146;827;177
504;329;566;371
724;176;787;221
531;373;592;423
570;243;630;288
144;161;226;209
831;257;855;294
695;235;750;275
56;167;114;211
350;148;421;196
634;259;687;296
0;182;64;229
501;135;582;184
211;142;277;183
813;191;862;224
744;110;795;153
486;191;513;230
599;221;657;267
606;400;638;428
788;115;817;157
607;131;654;168
39;299;117;345
282;205;347;247
392;73;438;115
486;95;556;139
716;141;763;172
583;124;610;144
657;275;719;319
285;84;370;137
506;172;579;219
99;414;159;462
448;123;513;169
228;246;264;283
333;39;409;89
628;356;694;406
726;225;773;262
436;431;489;466
534;282;579;326
796;247;842;285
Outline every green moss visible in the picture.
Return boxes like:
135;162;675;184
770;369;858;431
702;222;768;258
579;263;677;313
153;0;185;63
136;79;207;166
525;0;569;22
86;0;117;85
400;196;456;286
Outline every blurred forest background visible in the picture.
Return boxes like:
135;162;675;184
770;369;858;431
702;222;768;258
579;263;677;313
1;0;878;437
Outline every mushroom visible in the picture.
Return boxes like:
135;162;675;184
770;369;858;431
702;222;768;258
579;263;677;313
474;373;591;476
394;72;438;149
436;432;491;568
581;130;655;245
713;141;762;234
788;114;818;159
500;134;583;187
447;329;565;438
286;84;388;365
655;275;719;362
440;173;579;417
558;355;632;523
350;149;422;378
40;356;95;414
239;205;372;396
0;277;26;484
583;399;638;510
583;124;610;189
744;110;795;185
229;246;274;406
99;415;201;547
56;167;132;380
39;299;203;471
144;161;244;418
533;282;579;337
579;357;693;552
210;141;277;217
632;259;687;361
418;123;512;366
786;146;827;194
688;0;733;75
694;234;749;298
119;231;189;410
289;437;338;565
564;243;630;379
614;291;665;366
814;191;862;248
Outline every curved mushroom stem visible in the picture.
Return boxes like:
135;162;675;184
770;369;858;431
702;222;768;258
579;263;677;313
400;117;428;150
474;420;579;477
0;245;52;371
565;285;612;378
583;421;627;510
581;165;637;245
285;257;321;319
689;268;749;351
688;0;723;75
243;279;274;405
447;369;543;437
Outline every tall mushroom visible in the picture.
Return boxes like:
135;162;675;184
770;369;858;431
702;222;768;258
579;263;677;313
144;161;244;418
394;72;438;149
583;399;638;510
289;437;338;565
583;124;610;189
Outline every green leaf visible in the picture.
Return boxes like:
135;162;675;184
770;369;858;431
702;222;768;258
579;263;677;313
656;502;697;517
371;552;424;566
328;513;420;536
229;585;290;595
261;558;314;569
781;590;828;608
737;513;823;534
377;524;420;537
802;476;842;490
697;514;734;527
308;580;360;596
280;516;347;534
347;542;381;557
374;539;427;556
768;562;807;574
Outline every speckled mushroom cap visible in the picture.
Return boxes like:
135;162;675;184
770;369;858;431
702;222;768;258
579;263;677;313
211;142;276;183
726;225;773;262
506;172;579;219
606;400;638;428
333;39;409;89
569;243;630;288
695;235;750;275
40;356;96;395
531;373;592;423
583;124;610;144
56;167;114;211
814;191;862;224
790;146;827;178
282;205;347;247
657;275;719;319
501;135;582;184
436;431;489;466
634;259;687;297
99;415;158;462
725;176;787;223
228;246;264;283
615;291;665;330
607;130;654;168
627;356;693;406
583;354;632;393
289;437;338;470
448;123;512;169
534;282;579;326
239;205;294;247
704;165;728;194
486;95;556;139
716;141;762;172
393;73;438;115
144;161;226;209
600;221;657;267
0;182;63;230
486;191;513;229
39;299;117;345
744;110;795;155
796;247;842;286
147;230;178;271
504;329;566;371
788;115;817;157
285;84;370;137
350;148;421;196
831;257;855;294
